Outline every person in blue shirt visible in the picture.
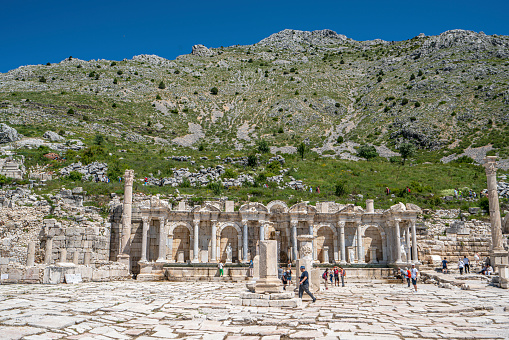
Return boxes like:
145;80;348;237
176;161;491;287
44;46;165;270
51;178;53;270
442;257;448;274
299;266;316;302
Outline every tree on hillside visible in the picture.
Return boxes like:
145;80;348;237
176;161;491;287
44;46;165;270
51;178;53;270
357;145;378;161
257;140;270;153
210;87;218;95
158;81;166;89
297;142;307;160
399;143;415;165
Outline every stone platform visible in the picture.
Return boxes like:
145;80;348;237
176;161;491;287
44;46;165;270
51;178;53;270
236;291;302;307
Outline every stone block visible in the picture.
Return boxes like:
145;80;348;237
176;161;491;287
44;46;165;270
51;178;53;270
249;299;270;307
268;298;302;308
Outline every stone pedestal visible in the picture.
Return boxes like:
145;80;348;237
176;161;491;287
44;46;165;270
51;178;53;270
26;242;35;267
60;249;67;263
295;235;319;293
254;241;282;294
322;246;329;264
177;251;185;263
369;247;378;264
347;247;355;263
137;262;164;281
45;238;53;265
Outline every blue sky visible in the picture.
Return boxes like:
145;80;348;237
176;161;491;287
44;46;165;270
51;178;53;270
1;0;508;73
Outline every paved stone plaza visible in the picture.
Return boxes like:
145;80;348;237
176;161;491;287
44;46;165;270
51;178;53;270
1;281;509;339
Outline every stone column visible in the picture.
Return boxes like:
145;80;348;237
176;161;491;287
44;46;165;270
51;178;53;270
60;248;67;263
484;156;504;251
242;222;248;262
291;221;298;262
356;222;364;263
254;240;283;293
308;222;316;261
394;219;403;264
192;220;200;263
339;222;346;264
484;156;509;288
26;241;35;266
118;170;134;266
405;224;411;263
140;217;149;262
157;218;166;263
84;250;91;266
259;221;265;241
211;220;217;262
411;219;418;263
167;234;174;262
45;237;53;264
366;199;374;213
73;250;79;265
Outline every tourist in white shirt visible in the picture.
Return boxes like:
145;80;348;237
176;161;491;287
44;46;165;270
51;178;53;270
410;264;419;292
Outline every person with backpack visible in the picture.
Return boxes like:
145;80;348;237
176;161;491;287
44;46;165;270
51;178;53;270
281;270;288;290
458;258;464;275
323;268;329;290
299;266;316;302
406;267;411;287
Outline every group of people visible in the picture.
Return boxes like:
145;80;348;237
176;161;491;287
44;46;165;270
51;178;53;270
398;264;419;292
321;266;346;289
441;253;495;275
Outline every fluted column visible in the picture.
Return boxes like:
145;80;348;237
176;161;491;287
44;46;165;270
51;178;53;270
119;170;134;256
156;218;166;263
192;220;200;263
291;221;298;262
411;219;418;263
356;222;364;263
259;221;265;241
242;221;248;262
405;224;411;263
339;222;346;264
211;220;217;262
140;217;149;262
308;222;315;261
394;219;402;263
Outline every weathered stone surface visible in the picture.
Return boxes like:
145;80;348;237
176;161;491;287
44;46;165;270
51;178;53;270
0;123;21;143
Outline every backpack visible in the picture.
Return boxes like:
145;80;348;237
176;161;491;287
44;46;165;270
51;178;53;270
322;271;327;279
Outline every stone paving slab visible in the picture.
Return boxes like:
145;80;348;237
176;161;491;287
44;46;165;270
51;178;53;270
0;281;508;339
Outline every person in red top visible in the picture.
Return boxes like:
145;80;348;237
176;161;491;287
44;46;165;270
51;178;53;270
334;266;340;287
406;267;411;288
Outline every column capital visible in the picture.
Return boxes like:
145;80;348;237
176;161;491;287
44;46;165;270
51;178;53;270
290;220;298;227
193;219;200;226
141;216;149;223
158;216;165;223
484;156;497;175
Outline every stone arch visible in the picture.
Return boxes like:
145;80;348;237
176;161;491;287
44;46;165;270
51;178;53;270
289;202;317;213
219;224;240;263
191;203;221;213
168;222;193;236
171;225;191;263
363;225;383;263
267;200;289;214
315;224;336;263
239;202;268;213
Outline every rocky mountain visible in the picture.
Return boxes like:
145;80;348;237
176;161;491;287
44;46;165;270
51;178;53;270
0;29;508;167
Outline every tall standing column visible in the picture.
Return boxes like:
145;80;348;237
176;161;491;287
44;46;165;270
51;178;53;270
394;219;402;263
118;170;134;266
484;156;504;251
243;222;249;262
405;224;411;263
157;218;166;263
140;217;149;262
339;222;346;264
211;220;217;262
291;221;298;262
308;223;315;261
259;221;265;241
356;222;364;263
26;241;35;266
45;237;53;264
411;219;418;263
192;220;200;263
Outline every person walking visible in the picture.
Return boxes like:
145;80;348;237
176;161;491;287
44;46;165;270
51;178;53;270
278;266;283;280
286;268;292;285
442;257;448;274
282;270;288;290
218;261;224;277
323;268;329;290
410;264;419;292
458;258;464;275
334;266;339;287
299;266;316;302
463;256;470;274
340;267;346;287
405;267;411;288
